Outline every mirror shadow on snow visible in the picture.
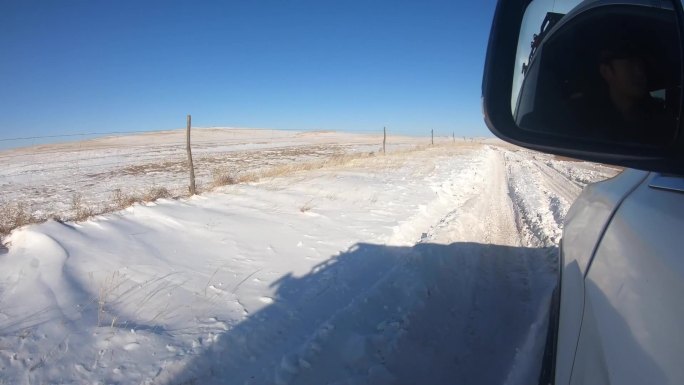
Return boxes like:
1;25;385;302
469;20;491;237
162;242;561;385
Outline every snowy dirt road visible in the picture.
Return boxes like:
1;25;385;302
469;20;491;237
0;143;617;385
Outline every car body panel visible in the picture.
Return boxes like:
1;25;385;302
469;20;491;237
569;172;684;384
555;168;648;384
563;169;649;275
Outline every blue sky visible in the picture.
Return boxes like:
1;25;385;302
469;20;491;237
0;0;497;141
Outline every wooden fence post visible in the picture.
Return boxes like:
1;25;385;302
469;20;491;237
431;129;434;146
186;114;196;195
453;132;455;143
383;126;386;154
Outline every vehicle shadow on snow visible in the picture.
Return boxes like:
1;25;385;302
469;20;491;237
164;242;561;385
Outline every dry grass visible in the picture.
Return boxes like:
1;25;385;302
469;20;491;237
212;170;238;187
95;271;126;327
117;161;186;177
86;160;186;179
19;187;172;233
225;144;466;185
142;187;171;202
71;194;94;222
110;187;172;210
111;189;141;210
234;152;374;184
300;200;314;213
0;187;177;237
0;202;35;235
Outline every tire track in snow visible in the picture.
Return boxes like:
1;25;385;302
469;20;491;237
284;147;556;385
419;147;541;384
532;161;582;205
503;149;582;247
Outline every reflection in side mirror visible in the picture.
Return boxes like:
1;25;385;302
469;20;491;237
512;1;681;147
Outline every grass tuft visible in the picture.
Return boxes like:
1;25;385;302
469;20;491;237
112;189;141;210
212;170;239;187
143;187;171;202
71;194;94;222
0;202;35;235
300;200;314;213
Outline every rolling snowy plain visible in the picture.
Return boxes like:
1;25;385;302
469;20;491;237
0;128;425;225
0;131;618;385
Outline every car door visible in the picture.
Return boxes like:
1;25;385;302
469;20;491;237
568;172;684;384
551;168;648;385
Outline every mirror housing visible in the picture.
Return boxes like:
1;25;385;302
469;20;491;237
483;0;684;174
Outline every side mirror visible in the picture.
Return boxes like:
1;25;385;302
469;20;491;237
483;0;684;174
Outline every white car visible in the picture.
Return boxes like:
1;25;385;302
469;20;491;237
483;0;684;384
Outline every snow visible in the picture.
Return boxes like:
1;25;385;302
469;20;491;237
0;136;617;384
0;128;427;223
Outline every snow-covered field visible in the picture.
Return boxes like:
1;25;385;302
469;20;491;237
0;129;428;226
0;132;617;385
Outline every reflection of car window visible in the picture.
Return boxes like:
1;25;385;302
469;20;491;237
512;1;583;112
515;55;540;123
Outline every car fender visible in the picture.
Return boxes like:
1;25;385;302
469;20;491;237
555;168;648;385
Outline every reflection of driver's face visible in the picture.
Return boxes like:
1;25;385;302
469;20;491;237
600;56;648;100
594;49;673;144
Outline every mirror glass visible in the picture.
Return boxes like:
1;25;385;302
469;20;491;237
512;0;681;147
